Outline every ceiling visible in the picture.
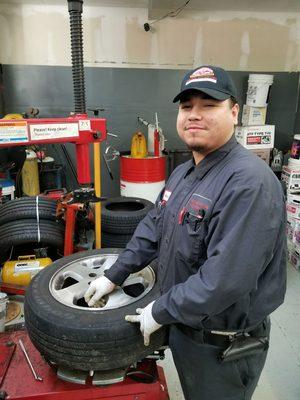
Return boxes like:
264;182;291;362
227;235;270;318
1;0;300;14
149;0;300;18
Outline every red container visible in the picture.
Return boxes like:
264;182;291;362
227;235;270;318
120;156;166;183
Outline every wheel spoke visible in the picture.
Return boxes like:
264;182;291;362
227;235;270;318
122;275;146;288
54;279;90;305
103;287;135;309
62;261;93;280
101;255;118;271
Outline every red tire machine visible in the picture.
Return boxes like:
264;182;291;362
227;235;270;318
0;1;170;399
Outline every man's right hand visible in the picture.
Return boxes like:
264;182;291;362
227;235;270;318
84;276;116;307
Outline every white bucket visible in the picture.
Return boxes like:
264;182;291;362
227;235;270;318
246;74;274;107
288;157;300;169
0;293;8;332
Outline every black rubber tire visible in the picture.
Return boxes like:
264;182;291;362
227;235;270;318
0;219;64;252
0;196;57;226
101;197;153;234
101;231;133;248
24;249;167;372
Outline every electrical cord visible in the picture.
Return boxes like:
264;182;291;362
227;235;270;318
144;0;192;30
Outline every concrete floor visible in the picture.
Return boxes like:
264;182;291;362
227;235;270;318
158;263;300;400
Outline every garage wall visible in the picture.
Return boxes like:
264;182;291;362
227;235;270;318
2;64;298;197
1;2;299;196
1;3;300;71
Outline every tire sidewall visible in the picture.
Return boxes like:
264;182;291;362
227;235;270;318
25;249;166;370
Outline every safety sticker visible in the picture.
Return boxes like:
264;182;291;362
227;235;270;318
0;121;28;143
14;261;41;273
30;123;79;141
78;120;91;131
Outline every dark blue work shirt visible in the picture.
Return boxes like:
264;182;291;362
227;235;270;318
106;135;287;331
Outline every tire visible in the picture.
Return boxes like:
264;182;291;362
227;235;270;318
101;231;133;248
0;196;57;226
0;219;64;252
101;197;153;234
24;249;167;372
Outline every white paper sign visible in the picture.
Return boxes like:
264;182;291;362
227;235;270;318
30;123;79;140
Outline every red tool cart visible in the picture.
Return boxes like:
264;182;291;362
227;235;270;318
0;330;169;400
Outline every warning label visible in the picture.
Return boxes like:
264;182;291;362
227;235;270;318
0;121;28;143
30;123;79;141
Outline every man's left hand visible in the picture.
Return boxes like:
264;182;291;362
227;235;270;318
125;301;162;346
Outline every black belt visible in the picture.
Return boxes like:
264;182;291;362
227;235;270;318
177;319;269;348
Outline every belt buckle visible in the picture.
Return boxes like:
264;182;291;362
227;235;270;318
210;330;247;343
210;330;238;337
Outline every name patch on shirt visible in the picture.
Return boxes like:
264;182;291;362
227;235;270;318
186;193;212;215
163;190;172;202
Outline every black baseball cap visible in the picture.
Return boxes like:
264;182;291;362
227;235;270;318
173;65;237;103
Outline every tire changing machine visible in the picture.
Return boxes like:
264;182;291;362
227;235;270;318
0;1;169;398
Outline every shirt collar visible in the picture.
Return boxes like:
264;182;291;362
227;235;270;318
184;135;239;179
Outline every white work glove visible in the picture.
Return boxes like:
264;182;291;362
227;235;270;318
84;276;116;307
125;301;162;346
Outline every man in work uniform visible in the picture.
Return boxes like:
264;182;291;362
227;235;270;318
85;65;286;400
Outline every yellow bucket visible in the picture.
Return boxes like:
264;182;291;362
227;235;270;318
22;150;40;196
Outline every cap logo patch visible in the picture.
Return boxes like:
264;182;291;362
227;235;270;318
185;67;217;86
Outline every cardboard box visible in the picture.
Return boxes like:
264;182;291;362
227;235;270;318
281;166;300;194
235;125;275;149
286;194;300;221
287;240;300;271
242;105;267;126
250;149;271;164
287;244;300;271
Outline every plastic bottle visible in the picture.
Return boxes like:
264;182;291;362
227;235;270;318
130;132;147;158
291;135;300;159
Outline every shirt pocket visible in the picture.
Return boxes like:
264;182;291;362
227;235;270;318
175;192;211;263
175;220;207;264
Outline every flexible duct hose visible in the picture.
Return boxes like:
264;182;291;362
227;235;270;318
68;0;86;114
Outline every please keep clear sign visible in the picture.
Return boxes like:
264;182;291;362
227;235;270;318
30;123;79;141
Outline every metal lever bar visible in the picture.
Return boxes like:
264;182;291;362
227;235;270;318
19;339;43;382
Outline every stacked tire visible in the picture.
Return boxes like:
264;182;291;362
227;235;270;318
101;197;153;248
0;196;64;262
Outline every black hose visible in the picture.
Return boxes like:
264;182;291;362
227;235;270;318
68;0;86;114
60;144;79;186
